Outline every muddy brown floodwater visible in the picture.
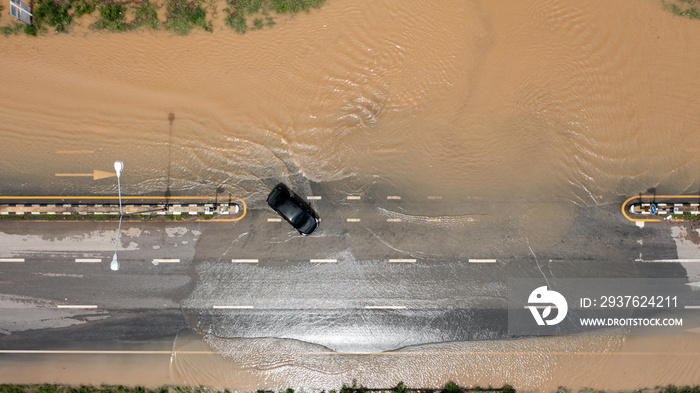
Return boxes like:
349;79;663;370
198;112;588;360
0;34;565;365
1;0;700;390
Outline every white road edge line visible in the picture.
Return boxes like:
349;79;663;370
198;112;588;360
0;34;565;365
231;259;259;263
365;306;407;310
389;259;416;263
267;218;282;222
213;305;254;309
310;259;337;263
637;259;700;263
0;258;24;262
75;258;102;263
57;305;98;309
469;259;497;263
152;259;180;263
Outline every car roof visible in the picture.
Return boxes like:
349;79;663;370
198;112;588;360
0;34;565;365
267;184;318;234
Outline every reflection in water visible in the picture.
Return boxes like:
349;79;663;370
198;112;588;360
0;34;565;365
169;329;700;391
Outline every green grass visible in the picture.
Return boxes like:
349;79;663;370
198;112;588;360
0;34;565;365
668;0;700;19
74;0;95;17
0;0;325;36
33;0;73;33
224;0;323;34
132;0;160;29
165;0;212;35
1;23;24;36
270;0;324;14
670;213;700;222
225;12;246;33
92;3;128;31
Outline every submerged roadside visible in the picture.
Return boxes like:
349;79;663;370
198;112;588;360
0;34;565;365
1;0;325;36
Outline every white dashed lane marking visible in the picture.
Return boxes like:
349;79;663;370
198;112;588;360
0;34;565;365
0;258;24;263
231;259;259;263
310;259;338;263
267;218;282;222
213;305;254;309
469;259;497;263
365;306;406;310
75;259;101;263
57;305;98;309
152;259;180;263
346;218;361;222
389;259;416;263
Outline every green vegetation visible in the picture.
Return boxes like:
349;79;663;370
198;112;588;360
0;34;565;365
92;3;128;31
165;0;211;35
670;213;700;222
667;0;700;19
1;0;325;36
33;0;72;33
74;0;95;17
270;0;323;14
225;0;324;34
1;23;24;36
132;0;159;29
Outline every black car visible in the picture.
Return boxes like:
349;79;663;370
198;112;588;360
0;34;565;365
266;183;319;235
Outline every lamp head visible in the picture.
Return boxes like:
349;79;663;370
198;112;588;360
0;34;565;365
114;161;124;178
110;253;119;271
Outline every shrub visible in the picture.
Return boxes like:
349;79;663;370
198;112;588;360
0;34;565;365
74;0;95;17
225;13;246;33
132;0;159;29
441;382;460;393
93;3;128;31
502;385;516;393
34;0;72;32
270;0;324;14
393;383;410;393
165;0;211;35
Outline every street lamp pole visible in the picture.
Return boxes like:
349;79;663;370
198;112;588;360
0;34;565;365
111;161;124;271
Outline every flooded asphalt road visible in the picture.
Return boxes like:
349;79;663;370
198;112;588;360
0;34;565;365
0;186;689;353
